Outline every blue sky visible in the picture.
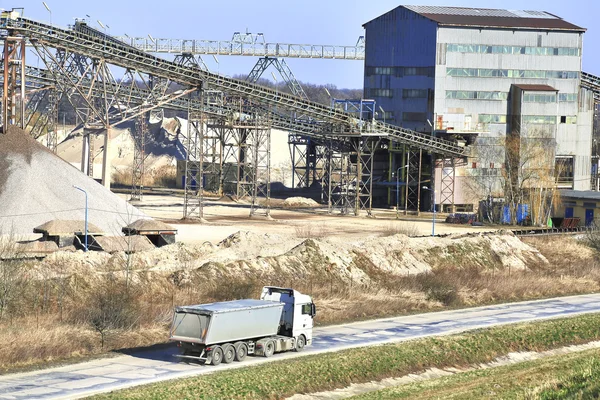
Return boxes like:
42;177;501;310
6;0;599;88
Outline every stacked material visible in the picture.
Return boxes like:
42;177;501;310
0;126;147;236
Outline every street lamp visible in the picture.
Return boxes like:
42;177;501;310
42;2;51;26
73;185;89;251
394;164;409;219
324;87;332;108
422;186;436;237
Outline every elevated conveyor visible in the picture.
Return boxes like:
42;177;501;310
0;15;465;157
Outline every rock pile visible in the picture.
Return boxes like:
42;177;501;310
0;126;147;236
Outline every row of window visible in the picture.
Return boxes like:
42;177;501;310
446;91;508;100
477;114;577;124
523;93;557;103
369;88;431;98
365;66;435;77
446;44;580;57
447;68;579;79
446;91;578;102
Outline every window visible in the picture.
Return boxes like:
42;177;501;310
523;94;557;103
369;88;393;98
523;115;557;124
555;157;574;187
403;89;428;98
478;114;507;124
446;91;508;100
446;43;580;57
376;111;395;120
447;68;578;80
565;116;577;124
402;112;427;122
559;93;578;102
301;304;312;315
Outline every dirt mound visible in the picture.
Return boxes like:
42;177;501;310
0;126;148;236
282;197;320;208
108;230;546;284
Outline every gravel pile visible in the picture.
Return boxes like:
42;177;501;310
0;126;148;236
282;197;320;208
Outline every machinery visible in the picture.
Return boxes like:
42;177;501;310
169;286;316;365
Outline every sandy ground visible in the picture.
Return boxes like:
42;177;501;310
122;192;498;245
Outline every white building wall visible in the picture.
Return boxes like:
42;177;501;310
433;26;591;205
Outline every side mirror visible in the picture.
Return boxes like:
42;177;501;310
310;303;317;318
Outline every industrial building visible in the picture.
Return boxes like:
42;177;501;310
363;6;595;212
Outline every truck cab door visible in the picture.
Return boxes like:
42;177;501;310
294;302;315;344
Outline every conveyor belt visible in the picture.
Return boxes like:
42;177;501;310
0;15;465;156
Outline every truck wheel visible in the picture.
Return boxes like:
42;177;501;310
264;340;275;358
222;344;235;364
234;342;248;362
209;346;223;366
295;335;306;352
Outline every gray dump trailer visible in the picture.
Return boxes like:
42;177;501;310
170;286;316;365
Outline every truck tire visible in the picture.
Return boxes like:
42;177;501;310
222;344;235;364
209;346;223;366
264;340;275;358
295;335;306;352
234;342;248;362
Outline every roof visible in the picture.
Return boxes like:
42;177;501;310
175;299;283;315
33;220;103;235
122;219;177;234
560;190;600;201
92;235;155;253
512;84;558;92
364;6;585;32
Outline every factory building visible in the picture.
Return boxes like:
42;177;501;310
363;6;595;212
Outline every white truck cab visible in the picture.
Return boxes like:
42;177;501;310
261;286;316;349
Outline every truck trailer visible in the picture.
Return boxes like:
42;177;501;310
169;286;316;365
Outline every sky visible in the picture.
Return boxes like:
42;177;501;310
4;0;600;89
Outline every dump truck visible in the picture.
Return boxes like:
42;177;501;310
169;286;316;365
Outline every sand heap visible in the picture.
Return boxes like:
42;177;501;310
78;230;547;285
0;126;148;236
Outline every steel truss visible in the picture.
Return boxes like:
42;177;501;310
321;137;379;216
247;57;307;99
0;15;464;157
440;158;456;213
115;33;366;60
1;35;25;130
406;148;423;213
289;134;324;188
183;99;203;219
130;113;146;201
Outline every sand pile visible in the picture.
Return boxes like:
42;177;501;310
0;126;148;236
70;230;547;285
282;197;320;208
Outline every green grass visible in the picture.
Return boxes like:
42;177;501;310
350;347;600;399
93;313;600;400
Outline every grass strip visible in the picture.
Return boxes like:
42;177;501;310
350;347;600;399
93;313;600;400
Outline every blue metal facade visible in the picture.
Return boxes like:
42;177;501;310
363;7;437;132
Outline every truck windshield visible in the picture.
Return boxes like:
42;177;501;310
171;312;209;340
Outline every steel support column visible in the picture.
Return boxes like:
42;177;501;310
440;158;456;213
130;113;147;201
183;90;203;219
2;36;26;130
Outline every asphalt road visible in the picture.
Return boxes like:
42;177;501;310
1;293;600;399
